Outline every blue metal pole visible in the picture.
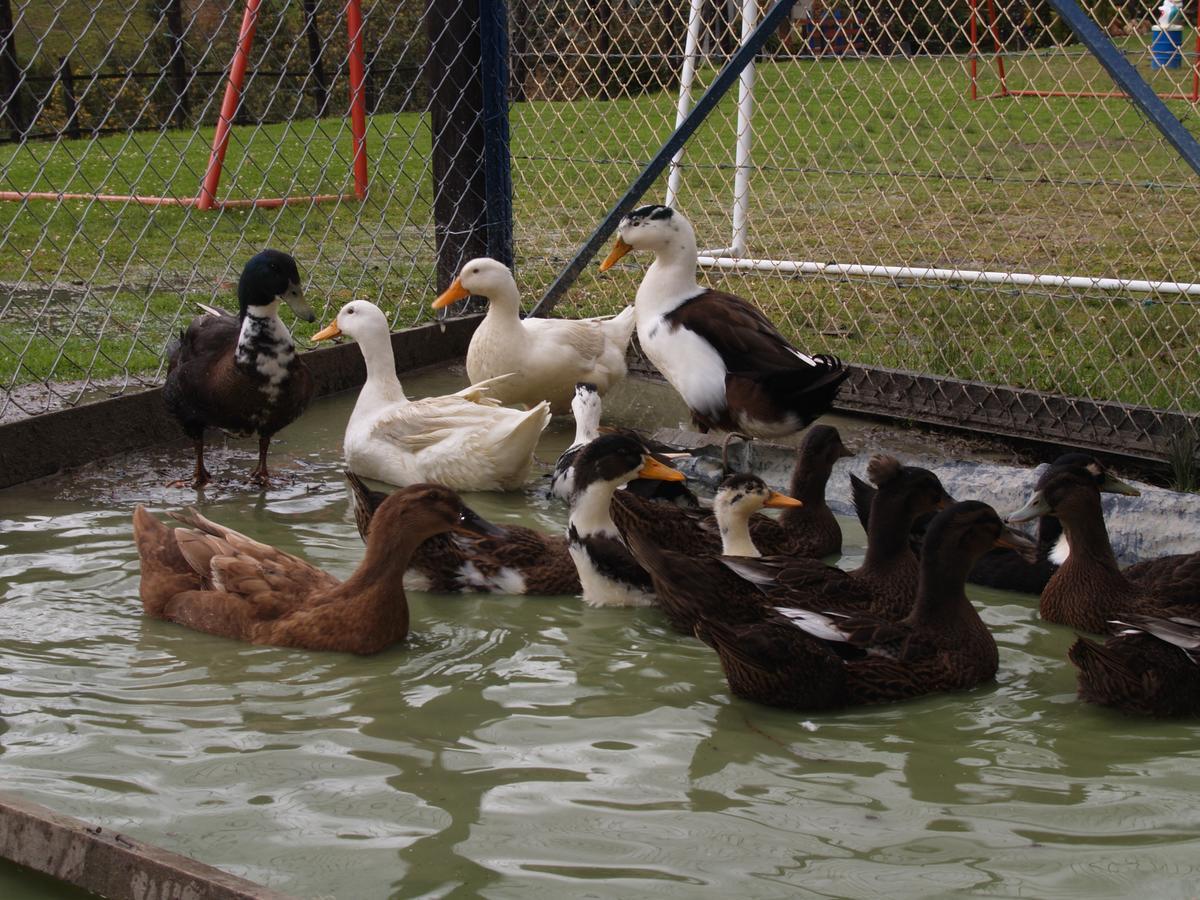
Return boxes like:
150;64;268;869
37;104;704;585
530;0;798;317
479;0;514;268
1047;0;1200;177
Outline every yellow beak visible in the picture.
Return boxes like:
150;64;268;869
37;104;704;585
599;237;634;272
763;490;803;509
637;456;686;482
432;277;471;310
312;320;342;341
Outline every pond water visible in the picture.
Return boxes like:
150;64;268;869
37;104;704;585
1;371;1198;899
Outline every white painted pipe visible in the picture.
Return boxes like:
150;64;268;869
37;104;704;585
695;255;1200;295
666;0;705;209
729;0;758;258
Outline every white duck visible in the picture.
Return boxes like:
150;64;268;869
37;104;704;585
599;205;848;438
549;382;603;500
313;300;551;491
432;257;636;414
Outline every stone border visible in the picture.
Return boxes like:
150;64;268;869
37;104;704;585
0;790;294;900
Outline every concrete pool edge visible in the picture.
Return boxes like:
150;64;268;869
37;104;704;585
0;790;295;900
0;315;481;489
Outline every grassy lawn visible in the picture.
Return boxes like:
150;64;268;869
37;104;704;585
2;49;1198;414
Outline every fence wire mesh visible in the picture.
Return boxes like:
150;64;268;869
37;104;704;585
1;1;1198;452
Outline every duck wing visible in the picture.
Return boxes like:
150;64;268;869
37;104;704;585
1124;552;1200;607
719;555;876;613
611;489;719;555
132;505;205;618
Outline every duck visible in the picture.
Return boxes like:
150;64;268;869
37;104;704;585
549;382;700;507
163;249;316;487
1068;613;1200;717
1008;463;1198;633
432;257;636;413
566;433;687;607
612;423;851;560
130;485;496;654
693;501;1035;711
721;455;953;620
599;205;848;437
849;451;1140;595
345;471;581;595
313;300;551;491
622;473;809;634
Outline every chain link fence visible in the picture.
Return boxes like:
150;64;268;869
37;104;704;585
2;1;1198;454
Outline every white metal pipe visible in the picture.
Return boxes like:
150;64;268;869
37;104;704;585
666;0;705;209
730;0;757;257
694;255;1200;295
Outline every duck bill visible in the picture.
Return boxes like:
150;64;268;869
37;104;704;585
836;442;855;460
457;505;506;538
281;282;316;323
432;277;471;310
1100;473;1141;497
312;320;342;342
764;490;803;509
599;237;634;272
1008;490;1051;524
638;456;686;482
994;524;1038;562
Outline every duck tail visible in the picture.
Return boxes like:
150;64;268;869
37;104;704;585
344;470;388;542
1067;635;1142;706
604;305;637;345
848;472;875;532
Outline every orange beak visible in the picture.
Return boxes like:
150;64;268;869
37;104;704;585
637;456;686;482
312;320;341;341
599;237;634;272
432;277;471;310
763;490;803;509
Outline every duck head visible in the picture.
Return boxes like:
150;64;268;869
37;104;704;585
713;473;802;557
570;383;602;445
431;257;518;310
571;432;685;499
312;298;390;343
801;424;854;467
924;500;1039;580
600;205;696;270
1008;463;1137;526
239;249;314;322
867;454;952;517
1046;452;1140;497
369;483;504;551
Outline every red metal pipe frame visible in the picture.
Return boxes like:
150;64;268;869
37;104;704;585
969;0;979;100
197;0;260;210
974;1;1199;104
347;0;368;200
1;0;369;208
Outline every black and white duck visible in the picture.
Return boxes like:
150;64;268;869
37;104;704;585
599;205;848;437
566;433;686;607
163;249;315;487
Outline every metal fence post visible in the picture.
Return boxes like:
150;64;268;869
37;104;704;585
58;56;79;140
479;0;513;268
0;0;23;138
302;0;329;114
164;0;191;128
426;0;489;293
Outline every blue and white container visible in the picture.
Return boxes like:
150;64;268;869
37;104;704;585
1151;25;1184;70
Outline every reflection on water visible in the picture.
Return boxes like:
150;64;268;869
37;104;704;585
1;373;1198;899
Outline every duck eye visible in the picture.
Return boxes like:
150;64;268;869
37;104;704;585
346;307;355;314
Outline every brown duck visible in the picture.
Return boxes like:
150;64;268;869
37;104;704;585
132;484;496;653
1068;613;1200;717
345;471;580;595
695;501;1034;711
1008;464;1198;633
612;424;852;561
720;454;953;620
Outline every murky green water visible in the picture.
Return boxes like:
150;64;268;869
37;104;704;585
1;371;1198;899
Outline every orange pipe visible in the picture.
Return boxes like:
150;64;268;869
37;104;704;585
346;0;368;200
198;0;261;210
0;191;348;207
986;0;1006;95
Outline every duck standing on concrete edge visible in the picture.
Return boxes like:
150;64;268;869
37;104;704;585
600;205;848;437
164;249;315;488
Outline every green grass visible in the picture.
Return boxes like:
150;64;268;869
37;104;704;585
2;51;1199;414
